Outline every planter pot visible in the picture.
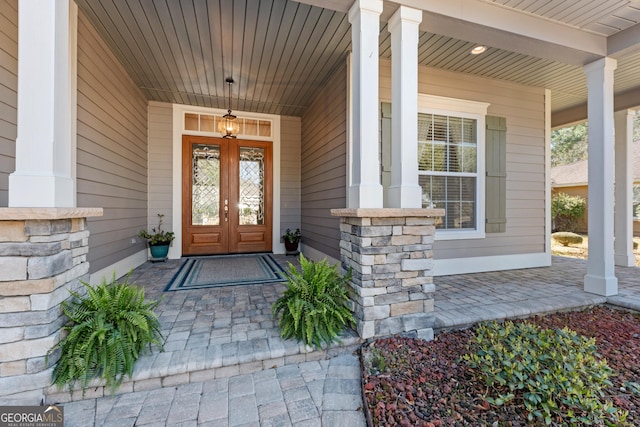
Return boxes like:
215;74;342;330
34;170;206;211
284;240;299;254
149;244;170;261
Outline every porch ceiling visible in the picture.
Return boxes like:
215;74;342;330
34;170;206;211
76;0;640;119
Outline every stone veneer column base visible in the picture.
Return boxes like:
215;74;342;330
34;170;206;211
0;208;102;404
331;208;445;340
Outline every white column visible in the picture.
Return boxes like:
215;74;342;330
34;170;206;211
348;0;383;208
387;6;422;208
9;0;77;207
584;57;618;296
614;109;635;267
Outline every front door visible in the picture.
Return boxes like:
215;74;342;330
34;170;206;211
182;135;272;255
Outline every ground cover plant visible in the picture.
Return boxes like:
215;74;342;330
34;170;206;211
362;306;639;426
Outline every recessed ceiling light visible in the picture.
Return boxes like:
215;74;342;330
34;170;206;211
470;45;487;55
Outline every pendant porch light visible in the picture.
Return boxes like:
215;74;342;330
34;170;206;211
218;77;240;138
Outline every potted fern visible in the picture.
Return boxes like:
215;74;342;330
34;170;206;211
282;228;301;254
139;213;174;261
272;254;354;348
47;274;163;394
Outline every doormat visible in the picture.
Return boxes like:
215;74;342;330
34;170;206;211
165;253;287;291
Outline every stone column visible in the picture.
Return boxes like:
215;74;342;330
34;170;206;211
348;0;384;208
331;208;444;340
584;57;618;296
388;6;422;208
614;109;635;267
0;208;102;404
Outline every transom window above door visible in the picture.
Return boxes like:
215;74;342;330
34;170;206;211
184;112;272;139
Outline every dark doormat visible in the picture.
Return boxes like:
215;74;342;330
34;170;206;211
165;253;287;291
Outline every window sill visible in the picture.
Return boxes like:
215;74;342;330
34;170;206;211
435;230;486;241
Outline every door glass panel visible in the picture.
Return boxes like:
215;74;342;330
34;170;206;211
192;144;220;225
239;147;265;225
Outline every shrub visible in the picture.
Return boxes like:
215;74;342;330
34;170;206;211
552;231;584;246
272;254;354;348
464;321;628;426
47;274;164;394
552;192;586;232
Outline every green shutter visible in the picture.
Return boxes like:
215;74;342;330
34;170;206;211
485;116;507;233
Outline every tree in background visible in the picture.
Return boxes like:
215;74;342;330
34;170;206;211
551;123;588;167
551;192;586;232
552;112;639;168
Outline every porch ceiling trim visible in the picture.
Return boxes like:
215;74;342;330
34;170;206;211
608;21;640;57
390;0;607;64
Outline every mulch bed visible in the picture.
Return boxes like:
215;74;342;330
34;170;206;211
361;306;640;426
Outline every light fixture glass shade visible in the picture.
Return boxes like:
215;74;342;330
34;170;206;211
218;111;240;138
219;77;239;138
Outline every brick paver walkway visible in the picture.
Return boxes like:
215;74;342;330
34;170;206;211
63;354;365;427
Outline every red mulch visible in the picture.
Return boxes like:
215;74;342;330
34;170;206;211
361;306;640;426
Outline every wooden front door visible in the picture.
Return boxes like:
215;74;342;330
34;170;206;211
182;135;272;255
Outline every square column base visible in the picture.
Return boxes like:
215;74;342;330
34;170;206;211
614;253;635;267
332;208;444;339
9;174;75;208
584;274;618;296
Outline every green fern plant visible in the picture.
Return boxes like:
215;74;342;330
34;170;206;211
47;274;164;394
272;254;354;348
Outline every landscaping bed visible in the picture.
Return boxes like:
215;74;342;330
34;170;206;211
361;306;640;426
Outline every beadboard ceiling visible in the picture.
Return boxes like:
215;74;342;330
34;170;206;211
75;0;640;119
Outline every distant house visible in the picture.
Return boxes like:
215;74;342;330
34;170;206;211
551;141;640;235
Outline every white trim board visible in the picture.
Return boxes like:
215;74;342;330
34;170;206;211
171;103;282;258
433;253;551;276
301;244;340;267
89;249;148;285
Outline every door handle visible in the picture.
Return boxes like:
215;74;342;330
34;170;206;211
224;199;228;222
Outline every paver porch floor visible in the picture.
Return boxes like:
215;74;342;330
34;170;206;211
54;254;640;403
434;256;640;330
48;255;362;404
59;255;640;426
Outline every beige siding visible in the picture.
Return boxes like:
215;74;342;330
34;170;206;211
380;60;547;260
147;102;173;227
76;11;148;273
280;116;302;234
0;0;17;207
301;62;347;259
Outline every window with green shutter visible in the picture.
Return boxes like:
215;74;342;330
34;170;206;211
381;95;490;240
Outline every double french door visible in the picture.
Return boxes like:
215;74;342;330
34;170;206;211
182;135;272;255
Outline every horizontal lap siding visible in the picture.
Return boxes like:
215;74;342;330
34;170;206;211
280;116;302;235
77;11;148;273
380;61;547;260
301;62;347;260
147;102;173;228
0;0;17;207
